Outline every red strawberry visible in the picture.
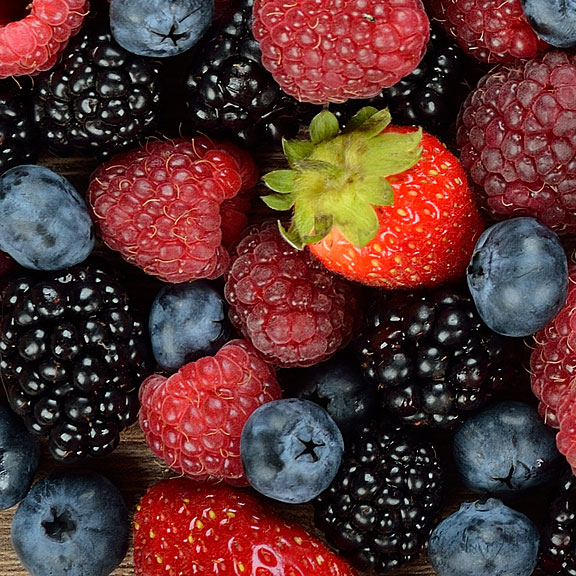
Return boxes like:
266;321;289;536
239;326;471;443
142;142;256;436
252;0;430;104
138;339;282;485
424;0;548;63
133;477;357;576
0;0;89;78
262;107;484;289
88;136;258;283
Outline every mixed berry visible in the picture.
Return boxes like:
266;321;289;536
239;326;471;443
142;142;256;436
1;1;576;576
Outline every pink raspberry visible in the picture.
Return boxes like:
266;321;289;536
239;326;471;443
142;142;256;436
138;339;282;485
0;0;89;78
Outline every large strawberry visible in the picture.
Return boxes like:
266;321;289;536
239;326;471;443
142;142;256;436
133;477;357;576
262;107;485;289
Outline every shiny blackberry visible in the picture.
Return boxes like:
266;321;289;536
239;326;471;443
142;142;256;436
0;262;152;463
0;78;38;174
313;420;444;572
184;0;318;147
539;468;576;575
32;23;162;159
355;286;525;429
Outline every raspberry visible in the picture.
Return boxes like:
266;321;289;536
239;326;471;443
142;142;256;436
252;0;430;104
457;50;576;236
87;136;258;283
425;0;548;63
0;0;89;79
138;339;282;485
224;222;363;368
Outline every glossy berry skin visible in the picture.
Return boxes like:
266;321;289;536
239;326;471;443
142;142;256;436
110;0;213;58
32;23;163;159
185;0;318;147
308;128;485;289
0;263;152;462
133;478;357;576
88;137;257;283
11;471;129;576
520;0;576;48
428;498;540;576
240;398;344;504
467;217;568;337
453;400;561;496
224;222;362;368
0;401;40;510
457;50;576;236
314;421;444;572
288;349;377;438
425;0;548;63
0;0;89;79
0;165;94;271
138;339;282;485
252;0;430;104
148;280;231;372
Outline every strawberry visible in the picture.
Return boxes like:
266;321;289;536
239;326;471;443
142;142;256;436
133;477;357;576
261;107;485;289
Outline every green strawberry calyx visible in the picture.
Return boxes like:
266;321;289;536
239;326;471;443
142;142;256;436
261;107;423;249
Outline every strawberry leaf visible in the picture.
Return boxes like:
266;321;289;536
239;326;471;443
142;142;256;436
279;221;305;249
334;201;380;248
352;108;393;138
344;106;379;132
261;193;295;211
309;110;340;144
357;176;394;206
263;169;296;193
283;139;314;166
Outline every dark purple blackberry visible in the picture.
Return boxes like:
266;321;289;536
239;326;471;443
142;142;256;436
313;420;444;572
184;0;319;147
539;468;576;575
329;24;484;139
0;78;38;174
31;23;162;159
0;262;152;463
355;286;525;429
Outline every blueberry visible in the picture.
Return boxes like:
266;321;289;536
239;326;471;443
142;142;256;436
11;471;129;576
428;498;540;576
520;0;576;48
453;400;561;496
288;350;377;438
466;216;568;337
0;165;94;271
240;398;344;504
109;0;214;58
148;280;231;371
0;401;40;510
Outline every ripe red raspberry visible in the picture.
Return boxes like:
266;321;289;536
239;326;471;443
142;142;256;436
224;222;363;368
138;339;282;485
88;137;258;283
0;0;89;78
252;0;430;104
457;50;576;236
530;262;576;430
424;0;548;63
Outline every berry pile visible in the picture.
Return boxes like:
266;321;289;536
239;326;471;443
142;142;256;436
1;1;576;576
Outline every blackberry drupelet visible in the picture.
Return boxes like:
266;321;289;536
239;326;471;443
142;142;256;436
0;262;152;463
184;0;318;147
313;420;444;572
539;468;576;575
355;286;524;428
31;23;162;159
0;79;38;174
329;24;483;139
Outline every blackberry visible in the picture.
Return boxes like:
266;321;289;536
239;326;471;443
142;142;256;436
330;24;483;139
540;468;576;575
184;0;318;147
355;286;524;429
313;420;444;572
0;78;38;174
0;262;152;463
32;22;162;159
